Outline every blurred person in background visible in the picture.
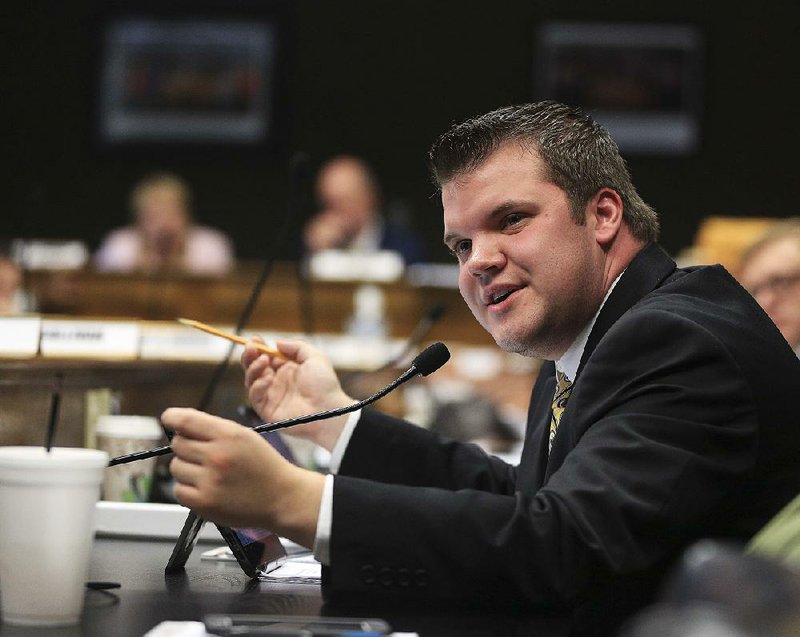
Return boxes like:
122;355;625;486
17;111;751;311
737;218;800;354
0;241;36;313
94;172;234;275
0;255;34;313
303;155;426;264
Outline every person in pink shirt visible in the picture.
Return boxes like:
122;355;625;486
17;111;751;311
94;172;234;275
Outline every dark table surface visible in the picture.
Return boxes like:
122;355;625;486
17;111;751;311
0;537;570;637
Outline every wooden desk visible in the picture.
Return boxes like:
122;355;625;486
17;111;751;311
0;536;570;636
3;265;536;452
0;358;245;448
25;263;493;346
10;265;498;450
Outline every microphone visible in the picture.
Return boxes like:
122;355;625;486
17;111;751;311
379;301;446;370
108;342;450;467
341;301;447;390
195;151;312;413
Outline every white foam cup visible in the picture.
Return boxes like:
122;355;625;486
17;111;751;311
95;415;163;502
0;446;108;626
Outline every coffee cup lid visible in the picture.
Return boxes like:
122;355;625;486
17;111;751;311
95;415;163;439
0;447;109;484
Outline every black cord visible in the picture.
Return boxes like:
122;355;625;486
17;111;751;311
196;153;311;413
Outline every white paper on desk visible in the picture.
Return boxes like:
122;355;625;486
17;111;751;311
142;620;207;637
262;553;322;584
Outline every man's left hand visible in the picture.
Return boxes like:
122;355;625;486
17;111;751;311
163;407;324;548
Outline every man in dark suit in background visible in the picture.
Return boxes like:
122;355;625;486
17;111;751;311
303;154;426;264
162;102;800;635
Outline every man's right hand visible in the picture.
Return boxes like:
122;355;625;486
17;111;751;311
242;338;354;451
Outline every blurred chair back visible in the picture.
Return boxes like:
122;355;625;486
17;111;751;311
747;491;800;571
693;216;778;274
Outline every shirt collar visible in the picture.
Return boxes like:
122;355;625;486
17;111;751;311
556;272;623;382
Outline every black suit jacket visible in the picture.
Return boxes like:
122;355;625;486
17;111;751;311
323;243;800;635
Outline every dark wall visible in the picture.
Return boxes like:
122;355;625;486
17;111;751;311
7;1;799;263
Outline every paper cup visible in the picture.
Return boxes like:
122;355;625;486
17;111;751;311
0;446;108;626
95;415;163;502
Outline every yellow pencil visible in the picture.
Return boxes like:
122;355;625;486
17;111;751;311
177;318;282;357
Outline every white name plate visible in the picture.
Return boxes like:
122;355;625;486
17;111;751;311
40;319;140;359
139;323;233;361
314;333;405;370
308;249;404;282
0;315;42;358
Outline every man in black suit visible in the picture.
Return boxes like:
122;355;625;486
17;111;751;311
303;154;426;264
163;102;800;635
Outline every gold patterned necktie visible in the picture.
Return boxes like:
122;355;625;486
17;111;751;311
549;370;573;454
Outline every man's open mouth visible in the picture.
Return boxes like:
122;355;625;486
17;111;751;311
488;289;516;305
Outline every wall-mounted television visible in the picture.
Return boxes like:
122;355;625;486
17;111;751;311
534;22;704;155
94;4;289;152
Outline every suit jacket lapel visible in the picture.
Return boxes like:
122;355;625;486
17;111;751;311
522;243;677;486
519;360;557;489
576;243;677;380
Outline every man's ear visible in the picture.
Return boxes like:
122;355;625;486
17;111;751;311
591;188;624;247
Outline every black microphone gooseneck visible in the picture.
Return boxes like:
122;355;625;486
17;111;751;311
289;155;316;338
196;152;311;412
340;301;447;392
163;153;312;572
252;340;449;435
108;342;450;467
377;300;447;371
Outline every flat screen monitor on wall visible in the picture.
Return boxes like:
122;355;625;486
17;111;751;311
95;9;288;152
534;22;704;155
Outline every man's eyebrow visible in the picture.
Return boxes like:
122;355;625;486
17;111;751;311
443;200;532;245
491;200;530;215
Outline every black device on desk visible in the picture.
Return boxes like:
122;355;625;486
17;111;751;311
166;430;291;577
166;512;287;578
203;614;392;636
